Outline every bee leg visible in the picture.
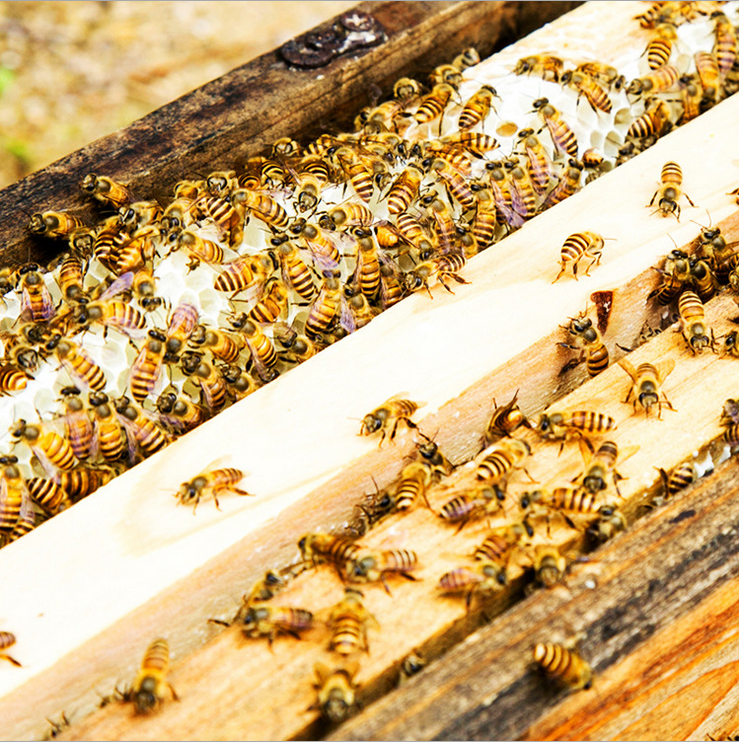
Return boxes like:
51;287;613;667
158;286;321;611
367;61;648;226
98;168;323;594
648;190;658;207
380;575;393;596
0;653;21;667
168;682;180;702
207;617;232;627
685;192;696;207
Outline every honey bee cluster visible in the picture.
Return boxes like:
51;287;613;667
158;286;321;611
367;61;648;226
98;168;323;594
5;3;739;735
0;1;735;552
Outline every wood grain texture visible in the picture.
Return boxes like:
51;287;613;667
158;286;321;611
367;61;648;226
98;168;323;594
0;1;580;268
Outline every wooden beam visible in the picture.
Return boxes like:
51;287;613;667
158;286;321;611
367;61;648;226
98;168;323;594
329;451;739;741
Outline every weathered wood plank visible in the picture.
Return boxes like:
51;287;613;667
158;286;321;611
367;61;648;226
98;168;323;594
329;452;739;742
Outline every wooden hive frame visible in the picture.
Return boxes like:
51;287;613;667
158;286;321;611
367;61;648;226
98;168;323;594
1;1;739;740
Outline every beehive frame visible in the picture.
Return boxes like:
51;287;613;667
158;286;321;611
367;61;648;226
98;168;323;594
2;2;739;740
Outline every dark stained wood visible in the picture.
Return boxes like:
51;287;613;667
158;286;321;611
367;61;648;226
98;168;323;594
329;453;739;741
0;1;581;268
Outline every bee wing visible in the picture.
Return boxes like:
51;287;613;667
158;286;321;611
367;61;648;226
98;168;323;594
338;295;357;335
98;272;135;302
617;357;639;382
655;357;676;382
20;284;55;322
616;445;640;469
189;455;235;477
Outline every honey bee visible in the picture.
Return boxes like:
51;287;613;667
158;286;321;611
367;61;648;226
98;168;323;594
160;197;195;235
10;419;76;476
414;83;456;128
312;661;360;723
712;10;737;79
60;464;115;502
644;22;678;69
155;390;207;435
299;532;361;573
476;438;532;485
392;461;432;511
470;187;498;251
484;390;531;444
678;289;715;353
125;638;178;714
437;561;508;609
438;484;505;531
240;605;314;644
533;98;578;159
328;587;378;655
404;249;469;296
58;254;88;305
648;161;694;219
326;146;375;203
559;315;610;378
80;174;134;209
452;46;480;71
238;569;288;611
677;74;703;124
458;85;498;130
0;454;31;534
214;253;273;295
724;330;739;358
192;195;243;248
619;357;676;418
537;410;616;443
118;200;162;231
18;264;55;322
298;221;342;270
517;129;555;195
130;330;167;403
587;506;627;545
627;64;680;96
441;131;499;156
174;229;224;269
648;248;691;305
689;256;718;302
58;387;94;461
393;77;423;101
560;70;613;113
386;165;423;215
326;201;374;229
92;216;129;270
542;159;583;209
164;301;199;361
345;548;418;592
530;544;568;589
113;396;170;458
428;63;463;88
179;353;228;410
575;61;624;90
204;170;237;198
271;239;315;300
74;279;147;338
238;318;278;374
507;164;538;219
576;439;636;497
521;487;610;533
657;461;698;500
189;324;244;364
176;466;251;512
26;476;72;515
0;365;29;395
379;262;406;310
28;211;85;240
533;642;593;691
52;338;107;393
553;231;605;283
88;392;127;463
359;394;422;446
0;631;21;667
694;50;721;103
514;54;564;82
473;521;532;570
